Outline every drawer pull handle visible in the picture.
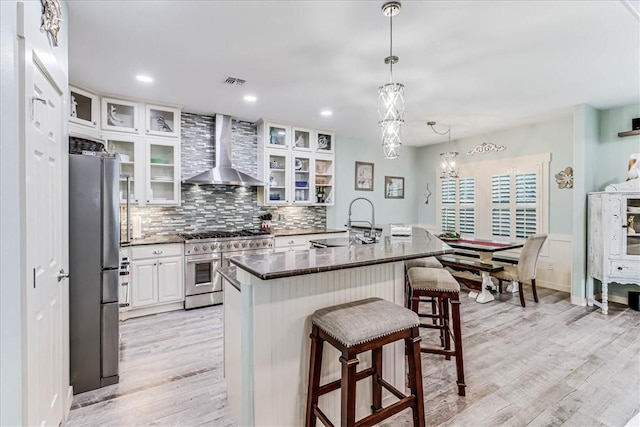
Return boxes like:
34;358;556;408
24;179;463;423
153;250;163;255
617;266;623;270
288;240;294;244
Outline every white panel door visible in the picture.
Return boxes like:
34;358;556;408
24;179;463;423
25;53;65;427
157;256;183;303
131;260;158;307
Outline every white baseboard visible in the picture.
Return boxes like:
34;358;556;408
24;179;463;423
571;296;587;306
537;280;571;294
65;385;73;419
593;293;629;306
119;301;184;321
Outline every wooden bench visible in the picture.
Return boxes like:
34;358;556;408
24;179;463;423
436;255;505;291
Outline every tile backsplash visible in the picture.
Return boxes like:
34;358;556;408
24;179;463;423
123;113;326;236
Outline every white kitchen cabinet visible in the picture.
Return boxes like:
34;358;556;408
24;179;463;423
105;133;180;206
130;244;184;310
587;190;640;314
257;119;336;206
101;97;140;133
145;104;181;138
70;85;100;129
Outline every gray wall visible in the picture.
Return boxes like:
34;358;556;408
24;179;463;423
326;137;421;229
416;114;574;235
129;113;326;236
592;103;640;300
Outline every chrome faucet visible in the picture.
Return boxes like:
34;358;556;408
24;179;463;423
347;197;376;240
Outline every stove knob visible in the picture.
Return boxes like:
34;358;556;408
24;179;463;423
227;243;232;249
193;246;200;252
202;245;208;251
242;242;248;248
211;243;217;250
262;241;267;246
249;242;255;248
234;242;240;248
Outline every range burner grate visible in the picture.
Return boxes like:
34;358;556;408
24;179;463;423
179;229;271;240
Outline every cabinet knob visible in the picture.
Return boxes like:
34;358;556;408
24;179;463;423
618;266;623;270
288;240;294;244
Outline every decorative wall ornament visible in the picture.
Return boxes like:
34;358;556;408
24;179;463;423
41;0;63;47
554;166;574;189
465;142;506;156
423;183;432;204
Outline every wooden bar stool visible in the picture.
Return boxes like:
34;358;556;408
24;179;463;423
306;297;425;427
408;267;466;396
404;257;445;345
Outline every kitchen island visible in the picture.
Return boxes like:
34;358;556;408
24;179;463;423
223;228;451;426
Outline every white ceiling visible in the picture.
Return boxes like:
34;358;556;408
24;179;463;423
67;1;640;146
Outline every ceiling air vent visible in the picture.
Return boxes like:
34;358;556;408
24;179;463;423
223;77;246;86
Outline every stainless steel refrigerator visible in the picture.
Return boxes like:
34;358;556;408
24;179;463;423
69;153;120;393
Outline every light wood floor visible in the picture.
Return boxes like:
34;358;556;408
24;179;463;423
65;287;640;427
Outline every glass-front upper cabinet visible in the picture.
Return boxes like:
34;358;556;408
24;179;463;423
265;151;290;204
315;130;334;154
101;97;140;133
292;127;312;152
292;154;312;204
314;156;334;205
146;139;180;205
145;104;181;138
265;123;290;150
105;135;141;204
69;86;99;128
625;196;640;256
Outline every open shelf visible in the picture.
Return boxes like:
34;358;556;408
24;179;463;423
618;130;640;137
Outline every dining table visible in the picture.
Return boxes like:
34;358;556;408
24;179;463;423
443;238;524;303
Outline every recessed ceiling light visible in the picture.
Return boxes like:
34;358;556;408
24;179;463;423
136;75;153;83
321;110;333;116
244;95;257;102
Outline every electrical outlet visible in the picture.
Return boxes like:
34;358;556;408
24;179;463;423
278;214;285;221
547;262;554;270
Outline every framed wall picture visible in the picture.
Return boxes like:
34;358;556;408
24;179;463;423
355;161;374;191
384;176;404;199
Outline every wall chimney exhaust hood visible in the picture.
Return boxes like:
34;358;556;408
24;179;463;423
183;114;265;186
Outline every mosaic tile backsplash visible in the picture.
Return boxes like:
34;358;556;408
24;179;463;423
125;113;326;236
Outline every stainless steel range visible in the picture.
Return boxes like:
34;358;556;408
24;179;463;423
180;230;274;309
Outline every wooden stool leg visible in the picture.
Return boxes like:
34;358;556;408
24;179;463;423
406;326;425;427
306;325;324;427
371;347;382;412
518;281;526;307
532;278;539;303
450;294;466;397
436;297;445;348
442;297;451;360
340;353;359;427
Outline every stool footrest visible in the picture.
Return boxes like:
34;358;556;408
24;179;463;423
421;346;456;357
355;396;415;427
318;366;375;397
379;377;406;401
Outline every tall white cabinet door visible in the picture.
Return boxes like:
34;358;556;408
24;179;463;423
157;256;184;303
131;260;157;308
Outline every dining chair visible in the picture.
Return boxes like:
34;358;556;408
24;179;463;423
491;233;548;307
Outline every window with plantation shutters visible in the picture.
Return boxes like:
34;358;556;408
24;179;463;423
436;153;548;241
515;173;537;238
459;178;475;234
491;175;511;237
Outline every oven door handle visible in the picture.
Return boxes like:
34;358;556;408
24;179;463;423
186;254;221;263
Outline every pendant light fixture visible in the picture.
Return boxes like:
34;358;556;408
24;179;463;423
427;121;459;179
378;1;404;160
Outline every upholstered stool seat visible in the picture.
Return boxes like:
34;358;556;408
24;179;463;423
306;297;425;427
407;267;466;396
405;256;443;270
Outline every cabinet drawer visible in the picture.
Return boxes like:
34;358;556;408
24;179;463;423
131;244;183;260
275;236;309;249
609;260;640;278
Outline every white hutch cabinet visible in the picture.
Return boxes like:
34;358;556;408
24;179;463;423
256;120;335;206
587;182;640;314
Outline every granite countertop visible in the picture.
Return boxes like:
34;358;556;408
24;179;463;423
228;227;453;280
218;266;241;291
121;235;185;247
272;228;347;237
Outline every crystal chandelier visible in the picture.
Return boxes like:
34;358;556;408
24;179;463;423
378;1;404;160
427;121;459;179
